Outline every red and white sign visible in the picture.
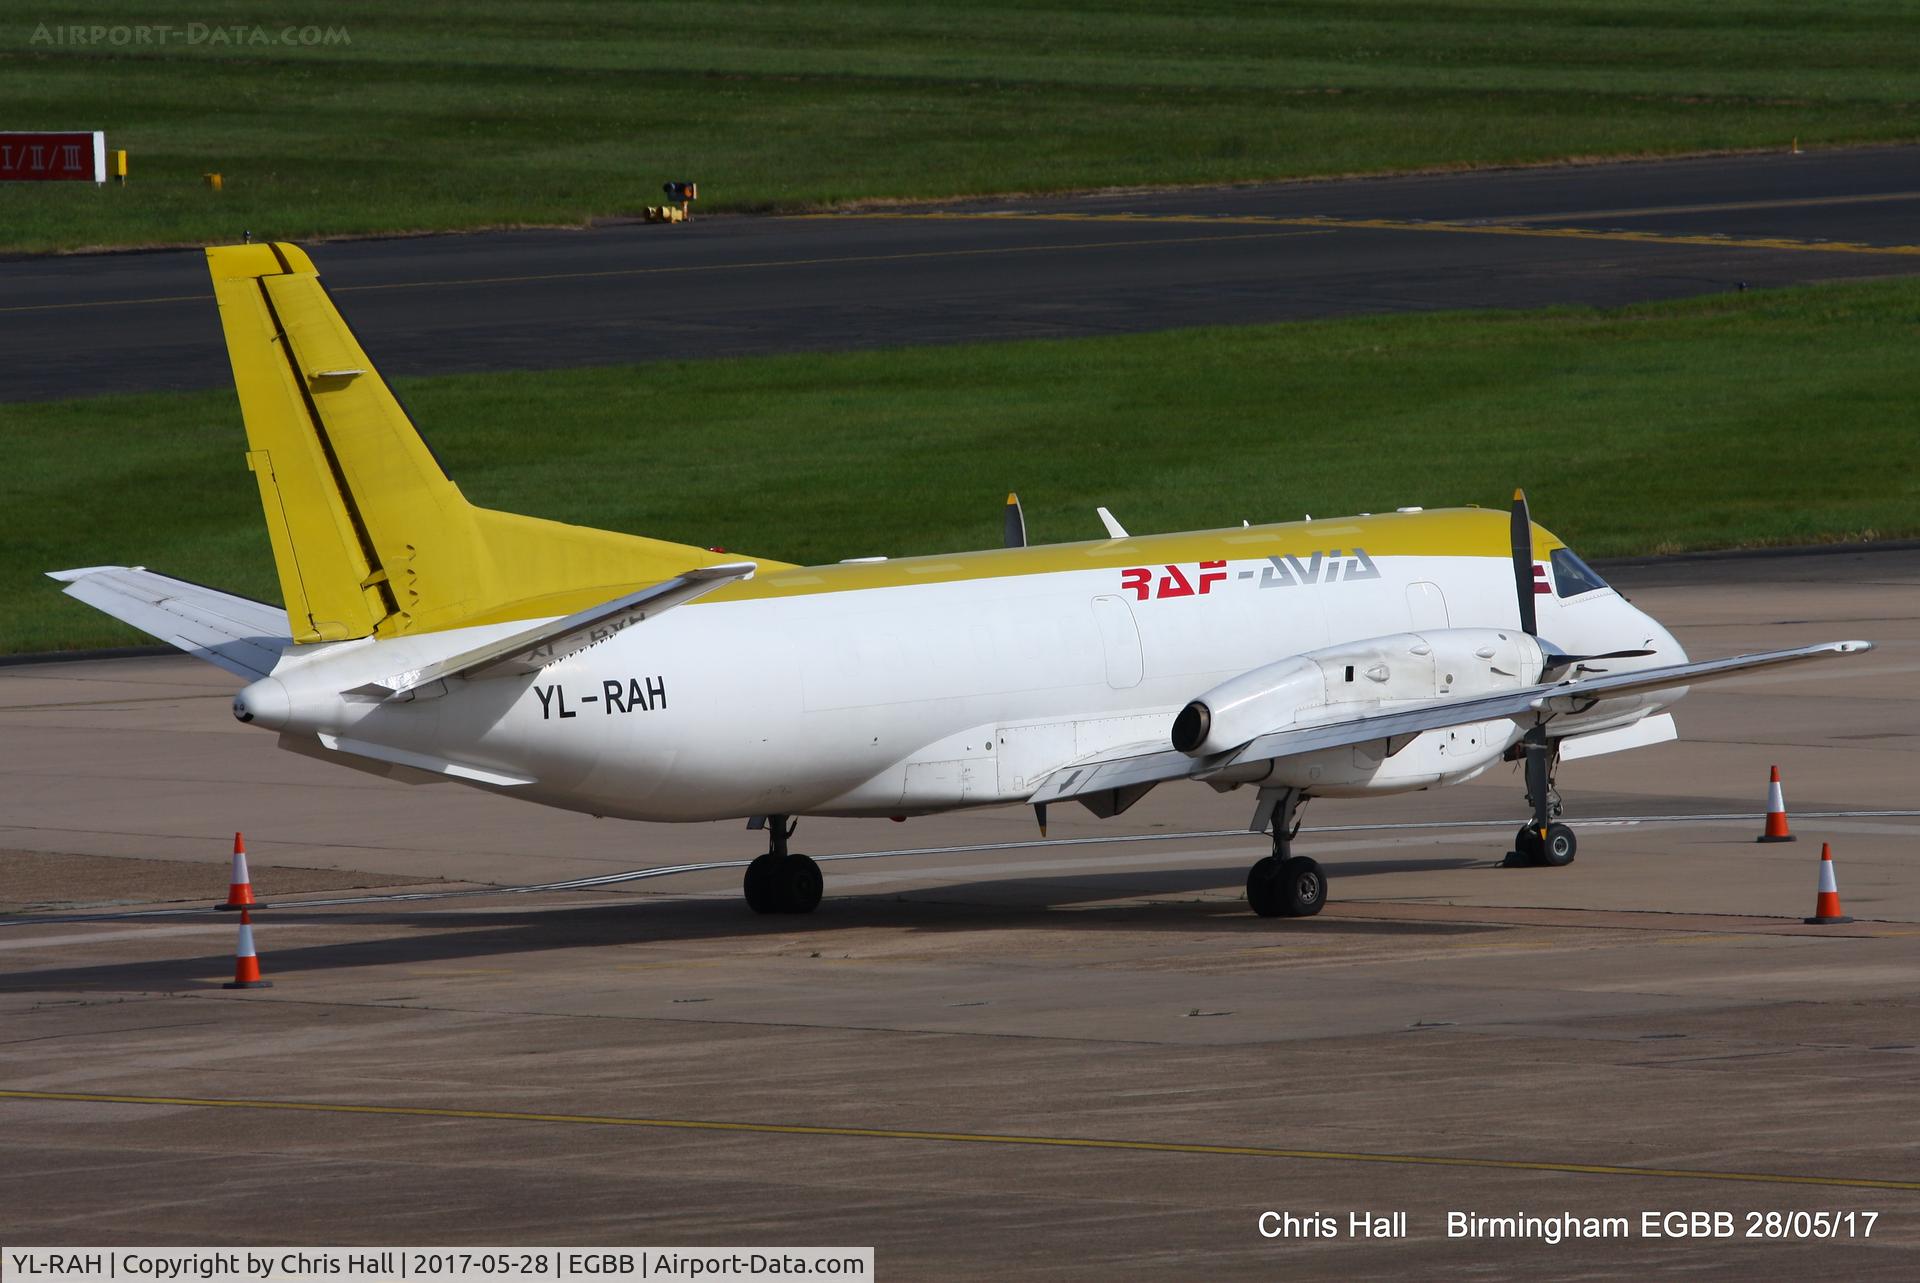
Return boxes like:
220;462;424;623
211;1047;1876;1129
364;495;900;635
0;131;106;183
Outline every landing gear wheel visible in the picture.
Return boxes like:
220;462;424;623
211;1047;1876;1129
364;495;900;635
1539;823;1577;867
1509;823;1576;867
1246;855;1283;918
1277;856;1325;917
743;853;782;914
1511;825;1545;866
1248;854;1325;918
775;853;824;914
744;852;823;914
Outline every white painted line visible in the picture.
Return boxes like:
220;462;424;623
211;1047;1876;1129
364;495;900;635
4;810;1916;927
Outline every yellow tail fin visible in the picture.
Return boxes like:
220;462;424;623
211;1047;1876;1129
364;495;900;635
206;242;788;643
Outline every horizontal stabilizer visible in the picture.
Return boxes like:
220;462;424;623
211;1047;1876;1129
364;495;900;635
355;561;757;699
47;566;291;679
1030;640;1872;805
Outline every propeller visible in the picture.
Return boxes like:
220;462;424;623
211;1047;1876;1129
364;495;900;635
1510;488;1538;637
1004;492;1027;549
1538;641;1656;682
1510;489;1653;678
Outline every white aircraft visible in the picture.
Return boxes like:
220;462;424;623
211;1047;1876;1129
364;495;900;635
52;244;1870;917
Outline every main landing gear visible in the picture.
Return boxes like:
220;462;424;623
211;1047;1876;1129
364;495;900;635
743;815;824;915
1246;788;1326;919
1506;725;1578;867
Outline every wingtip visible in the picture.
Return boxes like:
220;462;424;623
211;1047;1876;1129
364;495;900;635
688;559;759;581
46;565;128;583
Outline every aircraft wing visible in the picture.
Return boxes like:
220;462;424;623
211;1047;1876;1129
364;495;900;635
356;561;758;699
1028;640;1871;805
47;566;292;679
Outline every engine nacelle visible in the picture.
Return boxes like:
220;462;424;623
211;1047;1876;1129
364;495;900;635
1172;628;1546;759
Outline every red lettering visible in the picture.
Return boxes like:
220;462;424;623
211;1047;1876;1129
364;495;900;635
1157;564;1194;598
1120;567;1152;601
1197;559;1227;594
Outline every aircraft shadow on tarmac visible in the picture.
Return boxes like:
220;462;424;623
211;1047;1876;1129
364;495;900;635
1;858;1495;993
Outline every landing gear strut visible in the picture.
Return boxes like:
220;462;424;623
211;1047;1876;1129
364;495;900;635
1507;726;1577;867
743;815;823;914
1246;788;1326;918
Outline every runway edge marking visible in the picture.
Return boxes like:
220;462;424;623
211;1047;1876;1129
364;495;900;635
4;1090;1916;1192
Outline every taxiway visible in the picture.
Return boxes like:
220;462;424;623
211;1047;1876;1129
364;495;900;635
4;146;1919;402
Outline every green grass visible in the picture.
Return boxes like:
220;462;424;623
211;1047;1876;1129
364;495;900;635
4;277;1918;653
4;0;1919;251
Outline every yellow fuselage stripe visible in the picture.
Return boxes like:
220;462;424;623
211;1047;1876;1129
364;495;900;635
721;507;1553;601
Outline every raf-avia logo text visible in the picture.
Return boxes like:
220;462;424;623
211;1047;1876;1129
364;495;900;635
1119;549;1380;600
1257;547;1380;588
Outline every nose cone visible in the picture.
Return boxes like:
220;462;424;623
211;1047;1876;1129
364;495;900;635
1637;609;1687;667
233;677;291;729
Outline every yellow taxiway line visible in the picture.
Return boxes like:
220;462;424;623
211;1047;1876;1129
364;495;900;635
4;1089;1916;1192
1487;189;1920;225
9;206;1912;318
0;229;1326;315
818;210;1920;257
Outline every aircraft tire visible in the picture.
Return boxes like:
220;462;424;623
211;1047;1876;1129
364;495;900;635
1539;823;1578;867
744;853;783;913
1277;856;1326;917
777;854;824;914
1246;855;1284;917
1511;825;1545;866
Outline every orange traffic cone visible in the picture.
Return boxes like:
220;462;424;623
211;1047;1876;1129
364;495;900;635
218;832;266;910
1804;842;1854;925
1756;766;1796;843
223;908;272;988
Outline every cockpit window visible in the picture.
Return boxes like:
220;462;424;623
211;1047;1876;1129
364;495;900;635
1550;547;1609;598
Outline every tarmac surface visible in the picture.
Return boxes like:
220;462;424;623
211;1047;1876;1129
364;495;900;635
5;145;1920;402
2;548;1917;1277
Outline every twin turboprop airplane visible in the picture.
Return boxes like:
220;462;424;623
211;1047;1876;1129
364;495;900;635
53;243;1871;918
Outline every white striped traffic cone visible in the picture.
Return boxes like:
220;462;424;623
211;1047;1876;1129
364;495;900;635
222;908;272;988
217;832;267;910
1804;842;1853;925
1756;766;1796;843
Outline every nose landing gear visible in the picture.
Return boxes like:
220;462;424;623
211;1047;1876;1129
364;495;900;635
1506;726;1578;867
743;815;824;914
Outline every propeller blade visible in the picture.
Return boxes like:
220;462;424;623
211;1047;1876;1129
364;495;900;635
1004;492;1027;549
1539;646;1657;681
1510;488;1537;637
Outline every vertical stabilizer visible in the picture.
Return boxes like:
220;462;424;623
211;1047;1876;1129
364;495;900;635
207;243;788;643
